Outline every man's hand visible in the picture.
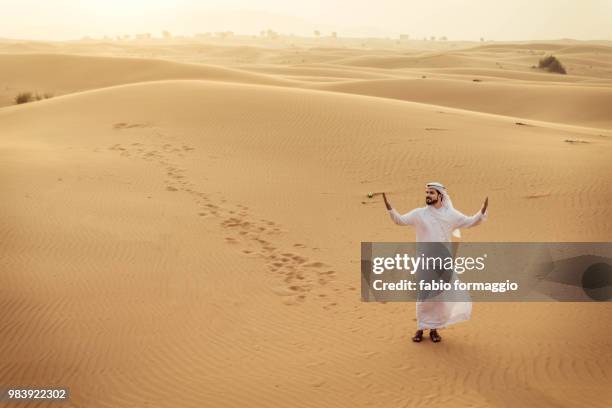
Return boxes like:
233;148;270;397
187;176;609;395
481;197;489;215
382;192;392;211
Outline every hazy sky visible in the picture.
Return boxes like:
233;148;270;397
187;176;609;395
2;0;611;41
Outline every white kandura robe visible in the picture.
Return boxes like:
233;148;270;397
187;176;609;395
388;205;487;330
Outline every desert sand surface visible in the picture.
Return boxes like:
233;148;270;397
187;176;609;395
1;36;612;407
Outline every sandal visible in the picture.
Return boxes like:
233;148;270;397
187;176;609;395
412;330;424;342
430;329;442;343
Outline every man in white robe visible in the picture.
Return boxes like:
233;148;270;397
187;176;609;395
382;182;488;342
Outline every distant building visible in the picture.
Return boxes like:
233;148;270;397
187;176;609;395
399;34;410;40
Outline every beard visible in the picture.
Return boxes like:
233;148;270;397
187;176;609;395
426;197;438;205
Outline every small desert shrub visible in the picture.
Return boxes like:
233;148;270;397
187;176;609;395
14;91;53;104
538;55;566;74
15;92;33;104
35;92;54;101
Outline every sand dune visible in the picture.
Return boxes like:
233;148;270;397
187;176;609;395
459;43;612;79
468;42;572;52
238;64;399;80
314;78;612;128
2;77;612;407
557;44;612;55
411;67;612;84
0;53;298;106
2;35;612;408
332;53;498;69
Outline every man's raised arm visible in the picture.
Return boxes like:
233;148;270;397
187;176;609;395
383;193;418;226
453;197;489;229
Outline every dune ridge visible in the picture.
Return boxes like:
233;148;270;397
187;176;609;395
0;53;299;106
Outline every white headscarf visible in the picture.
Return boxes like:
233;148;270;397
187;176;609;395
426;182;462;238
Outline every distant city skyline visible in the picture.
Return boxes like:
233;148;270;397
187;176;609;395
2;0;611;41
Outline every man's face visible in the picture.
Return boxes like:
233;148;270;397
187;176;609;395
425;188;441;205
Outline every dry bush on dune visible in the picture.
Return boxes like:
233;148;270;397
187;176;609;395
14;91;53;104
37;92;54;100
14;92;33;104
538;55;567;74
